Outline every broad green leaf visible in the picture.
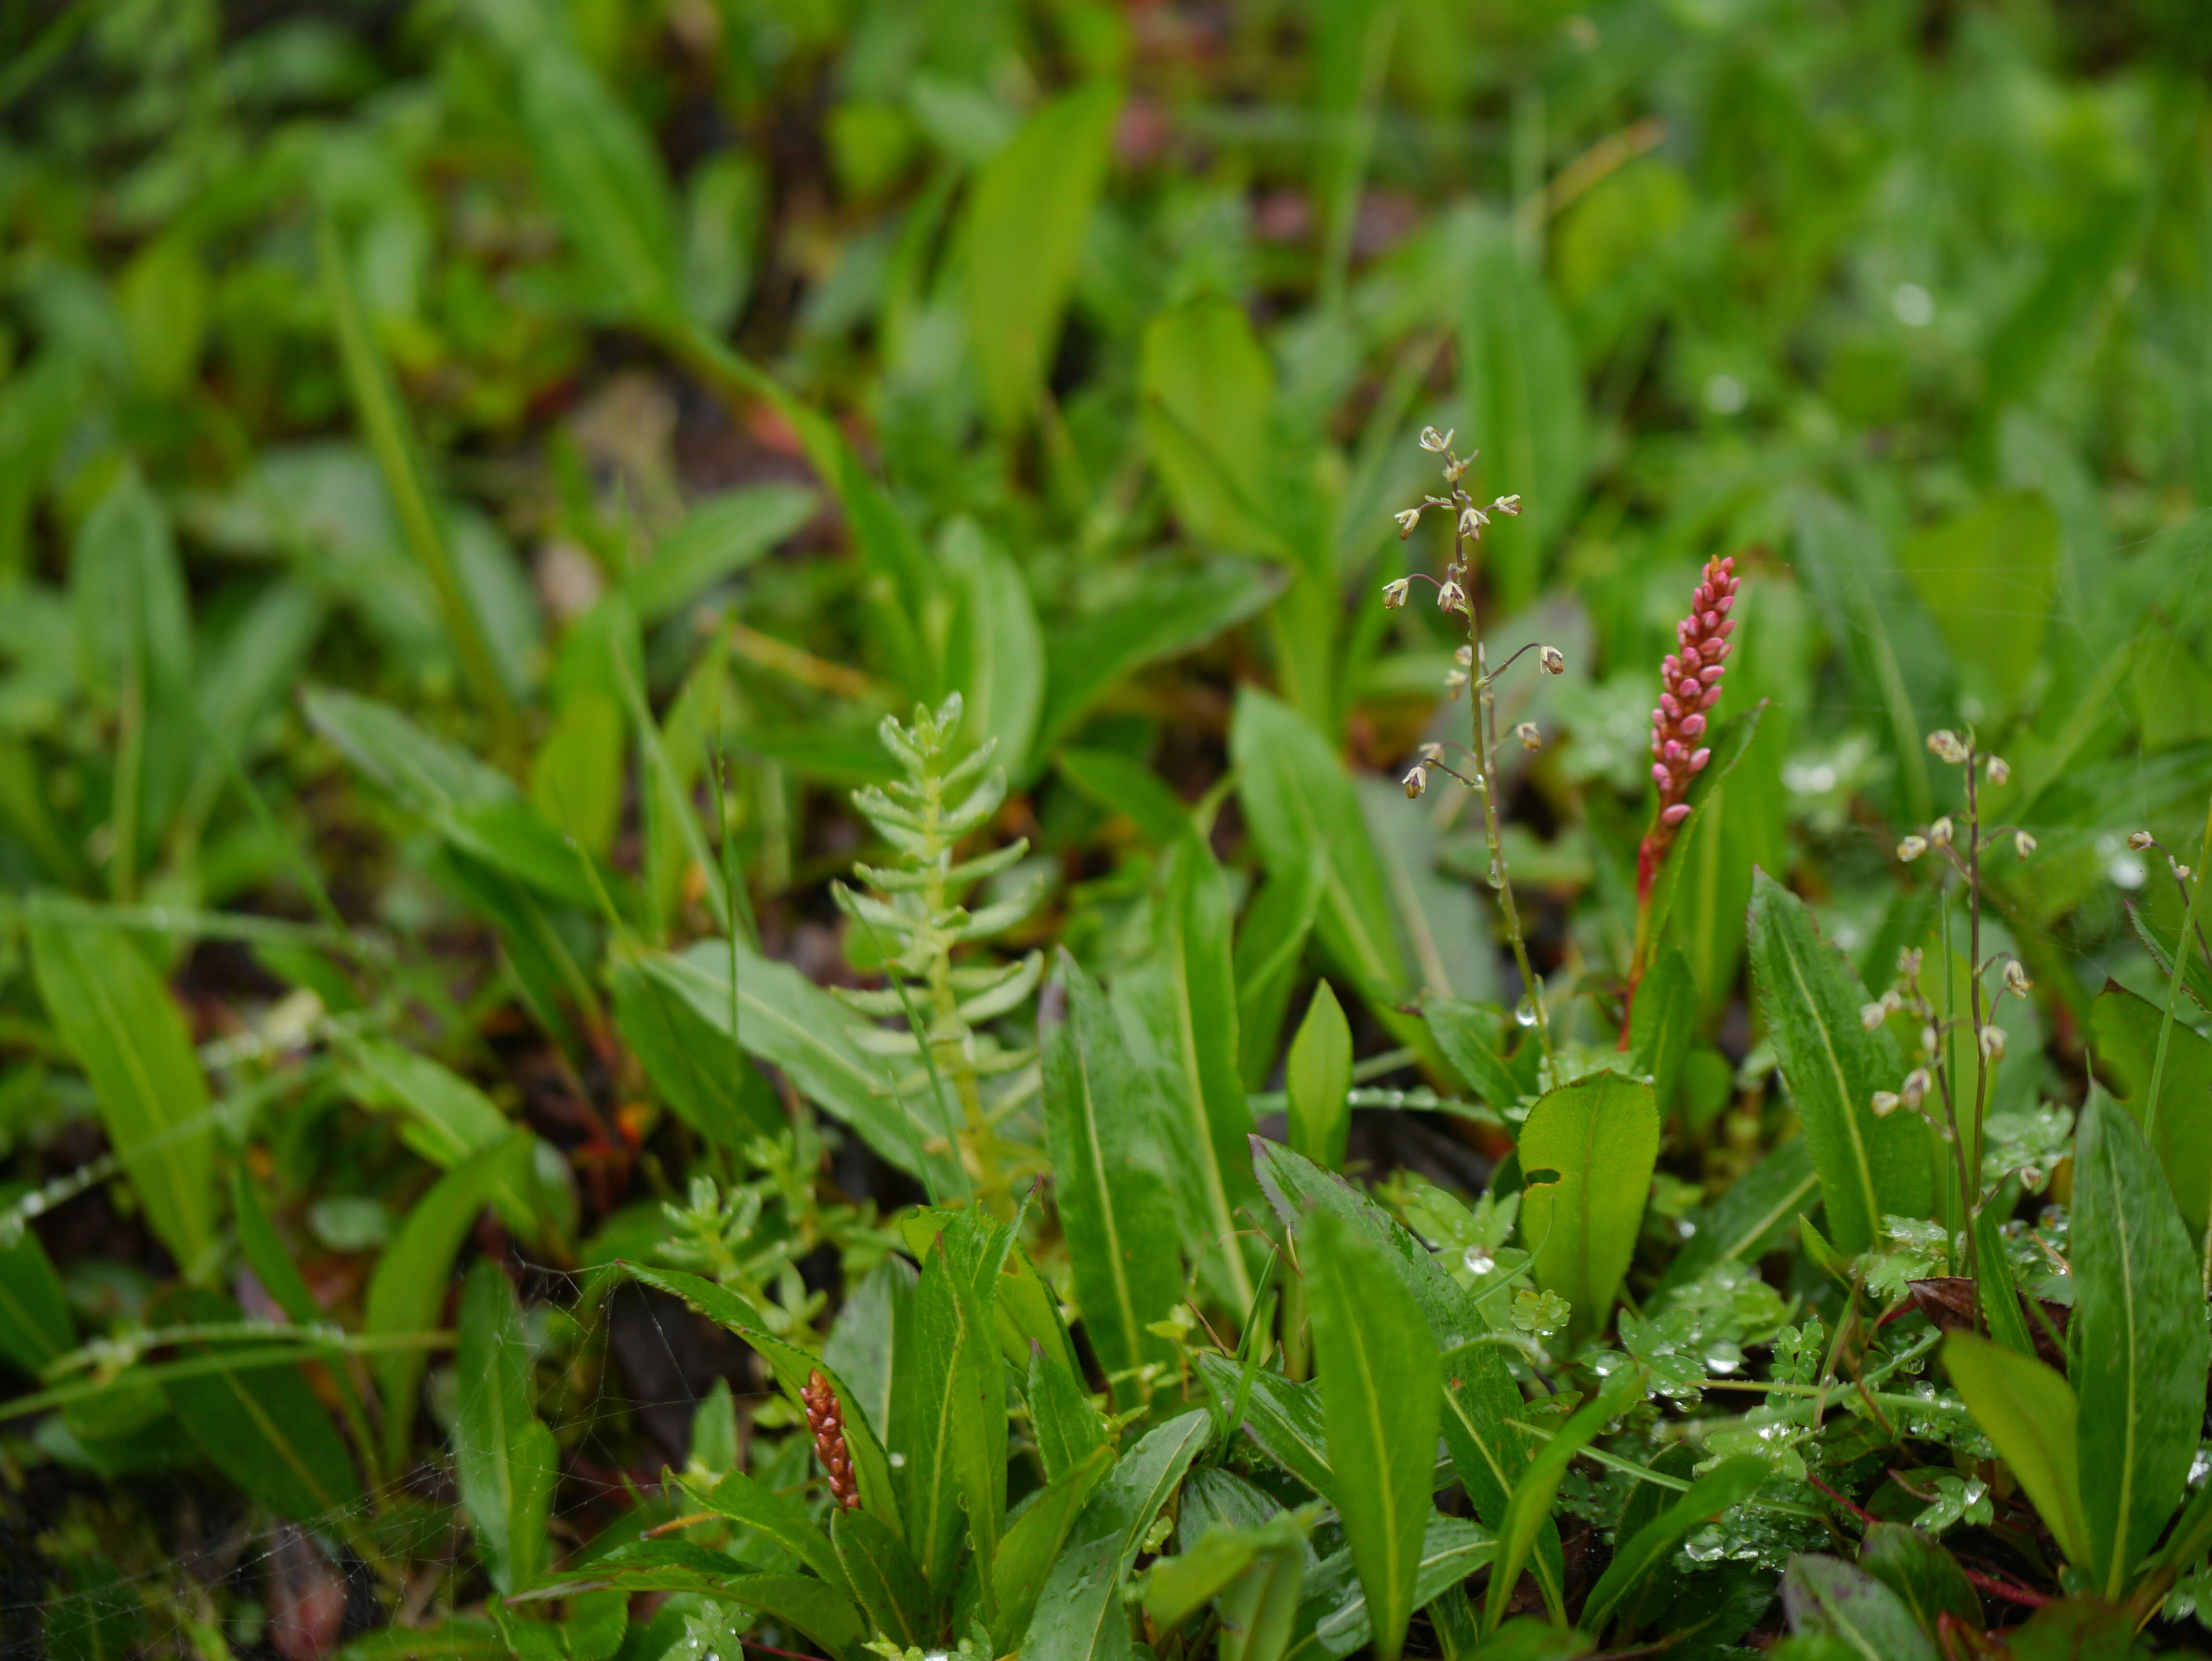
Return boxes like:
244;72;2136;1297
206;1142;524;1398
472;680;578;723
1655;1137;1816;1296
1481;1365;1644;1634
1360;779;1498;1007
626;1262;899;1528
689;1466;843;1583
155;1289;360;1527
608;950;779;1158
1454;209;1586;614
1515;1074;1659;1342
1250;1139;1555;1611
454;1261;555;1595
516;1546;861;1656
642;939;960;1191
1579;1456;1766;1638
528;691;622;858
1236;849;1327;1091
1022;1411;1210;1661
1422;999;1522;1111
963;81;1120;431
1943;1332;2089;1567
2089;979;2212;1238
1195;1351;1333;1496
0;1195;74;1374
1231;687;1425;1054
1972;1201;2037;1360
1779;1556;1939;1661
28;917;215;1279
1991;1597;2148;1660
1295;1515;1495;1661
993;1442;1114;1651
1897;492;2057;705
1747;870;1933;1255
944;521;1044;778
366;1135;531;1471
343;1037;509;1165
1142;1516;1306;1632
831;1506;933;1648
1036;561;1284;758
1219;1536;1307;1661
1042;949;1184;1400
302;685;511;814
890;1226;1006;1596
1628;948;1698;1118
1056;748;1194;846
2069;1089;2209;1597
1140;297;1283;555
493;1590;626;1661
1287;982;1352;1172
1029;1341;1108;1484
1306;1207;1440;1661
1115;837;1259;1305
1855;1521;1978;1641
629;484;817;622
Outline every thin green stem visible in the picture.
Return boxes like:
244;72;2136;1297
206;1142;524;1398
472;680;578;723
2148;795;2212;1142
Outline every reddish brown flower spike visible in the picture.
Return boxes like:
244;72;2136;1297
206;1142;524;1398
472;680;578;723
1638;554;1740;901
803;1368;860;1510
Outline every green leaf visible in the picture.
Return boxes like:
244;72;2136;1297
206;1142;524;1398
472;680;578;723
831;1506;933;1648
1854;1521;1978;1642
1629;948;1698;1117
1113;837;1260;1306
1250;1139;1555;1612
1022;1411;1210;1661
1029;1341;1108;1485
1422;1000;1522;1112
1454;209;1586;614
625;1262;901;1529
1036;562;1284;758
891;1225;1007;1596
1195;1352;1333;1497
454;1260;555;1595
27;916;215;1279
1897;492;2057;705
1142;1516;1306;1632
629;484;817;622
1236;850;1327;1091
1579;1456;1766;1638
945;521;1045;779
1056;748;1194;847
1481;1365;1644;1634
2090;979;2212;1239
1655;1136;1817;1297
1042;949;1184;1400
1746;870;1933;1255
1305;1207;1440;1661
963;81;1121;430
1287;982;1353;1172
642;939;960;1191
0;1199;74;1375
1972;1200;2037;1360
342;1037;509;1165
1295;1515;1495;1661
1139;297;1284;556
1231;687;1425;1053
365;1135;531;1472
993;1442;1114;1651
1943;1331;2089;1567
517;1547;862;1656
2069;1089;2209;1597
608;951;779;1158
155;1288;360;1526
690;1467;843;1584
1993;1597;2147;1661
1515;1074;1659;1342
1779;1556;1939;1661
1219;1535;1307;1661
1361;778;1499;1007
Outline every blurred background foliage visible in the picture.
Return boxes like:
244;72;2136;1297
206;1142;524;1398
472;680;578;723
3;0;2212;1646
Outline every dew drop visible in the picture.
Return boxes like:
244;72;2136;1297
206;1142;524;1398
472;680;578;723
1462;1246;1495;1276
1514;995;1538;1028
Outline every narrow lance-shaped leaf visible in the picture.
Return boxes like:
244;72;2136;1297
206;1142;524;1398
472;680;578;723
2069;1089;2209;1597
454;1260;556;1595
1580;1456;1766;1637
1780;1556;1940;1661
1305;1206;1440;1661
1287;981;1353;1172
1747;870;1933;1255
1943;1331;2090;1568
1043;949;1184;1402
1515;1073;1659;1343
1482;1365;1646;1635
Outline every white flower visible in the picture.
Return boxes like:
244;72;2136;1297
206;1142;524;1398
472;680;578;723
1492;494;1522;516
1515;722;1542;752
2003;959;2031;995
1978;1024;2007;1060
1900;1068;1931;1110
2014;830;2036;859
1381;577;1411;609
1860;1002;1888;1032
1403;765;1428;799
1897;947;1923;980
1929;816;1953;848
1926;729;1968;765
1394;507;1422;539
1897;835;1928;862
2129;830;2156;852
1920;1024;1939;1056
1419;426;1454;453
1437;580;1469;614
1986;755;2010;786
1539;646;1565;675
1458;505;1488;539
2179;864;2195;882
1871;1091;1901;1118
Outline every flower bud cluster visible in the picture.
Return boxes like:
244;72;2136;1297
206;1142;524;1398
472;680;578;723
1648;554;1738;830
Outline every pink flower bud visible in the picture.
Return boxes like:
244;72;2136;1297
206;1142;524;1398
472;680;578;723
1689;747;1712;770
1660;695;1679;719
1681;646;1703;672
1715;593;1734;612
1664;739;1685;763
1715;618;1736;636
1652;763;1672;789
1700;685;1725;709
1660;803;1691;826
1698;664;1725;683
1676;677;1700;700
1682;713;1707;737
